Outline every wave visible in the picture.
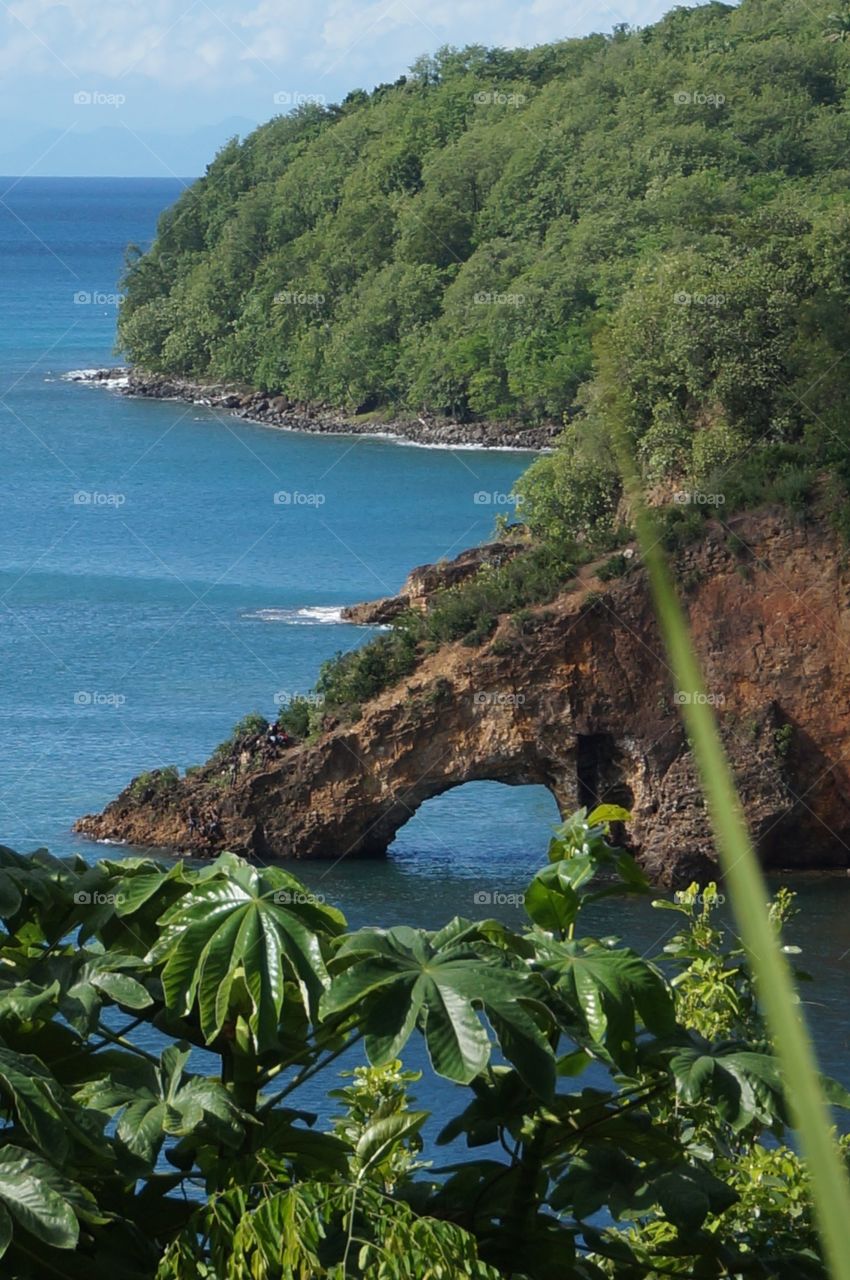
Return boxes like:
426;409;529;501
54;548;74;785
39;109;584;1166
61;368;129;389
242;606;346;625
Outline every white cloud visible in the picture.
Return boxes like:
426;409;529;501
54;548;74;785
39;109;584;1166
0;0;682;138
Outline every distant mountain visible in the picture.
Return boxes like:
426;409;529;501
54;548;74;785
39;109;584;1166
0;117;258;178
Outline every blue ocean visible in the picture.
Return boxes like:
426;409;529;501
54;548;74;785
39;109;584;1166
1;177;849;1092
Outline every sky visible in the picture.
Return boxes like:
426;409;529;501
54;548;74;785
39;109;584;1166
0;0;679;176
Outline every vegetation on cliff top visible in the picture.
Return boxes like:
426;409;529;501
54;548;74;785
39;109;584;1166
120;0;850;638
120;0;850;452
0;807;845;1277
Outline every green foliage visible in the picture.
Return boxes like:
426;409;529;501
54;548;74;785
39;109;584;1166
618;412;850;1279
597;553;630;582
129;765;181;801
275;698;312;739
116;2;850;454
316;632;419;714
0;809;845;1276
212;712;269;760
330;1060;426;1192
312;541;577;718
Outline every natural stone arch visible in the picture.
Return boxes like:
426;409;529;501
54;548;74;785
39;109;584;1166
388;778;564;859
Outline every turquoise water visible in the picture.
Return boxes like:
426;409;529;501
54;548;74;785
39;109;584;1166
1;178;849;1108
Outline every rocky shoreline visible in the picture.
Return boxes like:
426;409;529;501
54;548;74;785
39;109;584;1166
67;368;560;451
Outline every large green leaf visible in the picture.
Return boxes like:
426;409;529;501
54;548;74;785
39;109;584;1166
354;1112;428;1180
668;1044;789;1130
0;1145;83;1251
537;937;675;1069
79;1044;248;1165
144;856;342;1052
323;923;555;1093
0;1046;73;1160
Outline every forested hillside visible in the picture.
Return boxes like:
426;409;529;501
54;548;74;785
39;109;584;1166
120;0;850;534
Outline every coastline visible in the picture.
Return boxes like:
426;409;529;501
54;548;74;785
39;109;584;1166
66;368;561;451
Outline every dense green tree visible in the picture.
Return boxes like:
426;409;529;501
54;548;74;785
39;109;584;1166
119;0;850;447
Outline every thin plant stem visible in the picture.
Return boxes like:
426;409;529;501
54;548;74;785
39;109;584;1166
612;415;850;1280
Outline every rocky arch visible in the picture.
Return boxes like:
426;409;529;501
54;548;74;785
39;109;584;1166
76;514;850;884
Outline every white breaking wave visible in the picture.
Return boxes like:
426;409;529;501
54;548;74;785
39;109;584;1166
242;606;346;625
62;368;129;389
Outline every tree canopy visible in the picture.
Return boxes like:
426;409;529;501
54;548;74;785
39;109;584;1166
119;1;850;438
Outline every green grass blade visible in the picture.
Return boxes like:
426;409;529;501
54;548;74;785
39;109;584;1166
616;443;850;1278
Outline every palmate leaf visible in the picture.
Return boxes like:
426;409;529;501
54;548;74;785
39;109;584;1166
144;856;343;1053
79;1043;248;1165
537;937;675;1069
322;923;555;1094
667;1043;791;1131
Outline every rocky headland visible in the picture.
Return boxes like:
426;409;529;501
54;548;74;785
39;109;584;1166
67;368;560;451
75;509;850;885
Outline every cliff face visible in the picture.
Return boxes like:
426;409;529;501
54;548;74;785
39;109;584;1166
75;511;850;884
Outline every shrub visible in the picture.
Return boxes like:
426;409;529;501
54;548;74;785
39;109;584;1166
597;552;630;582
212;712;269;760
276;698;311;739
128;765;180;802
